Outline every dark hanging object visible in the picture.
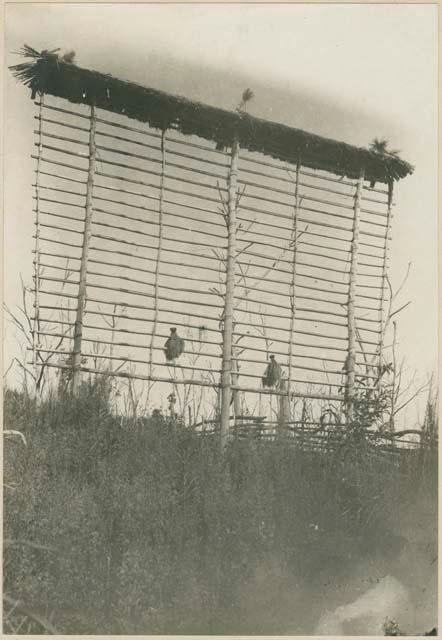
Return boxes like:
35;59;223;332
262;355;282;388
163;328;185;362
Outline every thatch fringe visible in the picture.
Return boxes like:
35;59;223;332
10;45;414;185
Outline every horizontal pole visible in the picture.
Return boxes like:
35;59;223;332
38;170;87;187
96;127;230;171
42;103;220;156
35;113;90;134
39;275;79;287
35;195;84;209
92;205;227;245
84;280;225;309
95;168;224;214
37;140;228;186
37;144;227;204
33;315;376;358
34;289;360;345
234;322;379;346
86;267;220;296
37;261;81;274
88;243;226;276
34;183;86;198
39;209;85;225
242;189;388;228
238;151;388;195
37;129;89;148
232;320;348;341
35;157;224;220
236;258;349;287
36;288;224;324
32;154;88;174
90;258;224;287
354;315;381;326
239;173;390;213
237;214;350;246
33;346;221;374
39;117;382;214
33;332;369;372
96;194;227;234
238;234;353;267
292;270;349;288
37;305;223;336
241;247;351;274
245;310;347;329
238;224;352;257
89;229;226;264
36;234;83;250
37;250;222;286
235;293;348;319
34;319;222;347
356;283;384;290
37;198;225;250
45;353;320;387
35;183;228;237
231;384;345;402
38;221;84;236
33;359;375;400
235;277;347;303
36;360;221;388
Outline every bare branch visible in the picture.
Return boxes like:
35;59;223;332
389;301;411;321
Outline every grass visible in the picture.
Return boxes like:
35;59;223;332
3;377;438;634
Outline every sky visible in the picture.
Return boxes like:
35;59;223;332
3;3;438;424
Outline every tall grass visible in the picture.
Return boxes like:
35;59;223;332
3;379;437;634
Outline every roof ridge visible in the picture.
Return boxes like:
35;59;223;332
9;47;414;184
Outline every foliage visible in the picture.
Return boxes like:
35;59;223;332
369;137;402;158
3;382;437;634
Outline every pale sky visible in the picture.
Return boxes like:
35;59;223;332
3;3;438;423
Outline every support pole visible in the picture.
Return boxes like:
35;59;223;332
148;129;167;383
378;180;394;378
33;97;44;392
345;167;365;424
231;347;242;420
72;104;97;393
220;135;239;450
287;154;301;412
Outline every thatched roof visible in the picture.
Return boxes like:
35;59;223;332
10;46;414;184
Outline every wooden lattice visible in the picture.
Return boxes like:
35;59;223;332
29;93;398;436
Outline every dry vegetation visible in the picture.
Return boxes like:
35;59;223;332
3;376;437;635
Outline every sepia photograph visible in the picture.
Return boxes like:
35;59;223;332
3;2;438;635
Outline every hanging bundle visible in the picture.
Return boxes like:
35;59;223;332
262;355;282;389
163;328;185;362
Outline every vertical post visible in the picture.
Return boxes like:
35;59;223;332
287;154;301;408
33;97;44;391
148;129;167;382
231;346;242;420
277;378;290;433
378;180;394;378
72;103;97;393
220;134;239;450
345;166;365;423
